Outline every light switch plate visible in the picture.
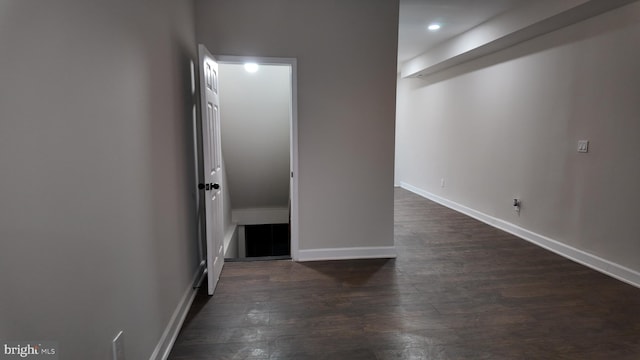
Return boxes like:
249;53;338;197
577;140;589;153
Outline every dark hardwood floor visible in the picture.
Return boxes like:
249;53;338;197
169;188;640;359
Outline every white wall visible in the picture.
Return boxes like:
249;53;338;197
196;0;399;253
0;0;201;358
396;2;640;274
219;63;291;211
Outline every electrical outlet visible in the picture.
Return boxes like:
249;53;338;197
440;178;445;188
577;140;589;153
112;331;125;360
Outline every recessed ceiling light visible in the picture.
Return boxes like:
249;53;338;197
244;63;259;73
428;23;441;31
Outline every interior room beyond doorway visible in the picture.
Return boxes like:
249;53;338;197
218;62;293;260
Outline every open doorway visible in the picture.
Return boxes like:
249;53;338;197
216;56;298;261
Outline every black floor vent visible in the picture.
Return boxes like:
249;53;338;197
245;223;290;257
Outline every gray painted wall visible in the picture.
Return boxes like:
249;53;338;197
0;0;201;358
219;63;291;210
396;2;640;272
196;0;399;251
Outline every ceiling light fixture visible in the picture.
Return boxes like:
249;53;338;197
244;62;259;73
428;23;441;31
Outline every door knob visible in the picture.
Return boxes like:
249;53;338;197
198;183;219;191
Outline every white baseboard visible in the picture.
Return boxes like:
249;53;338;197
232;207;288;225
149;261;206;360
400;182;640;288
298;246;397;262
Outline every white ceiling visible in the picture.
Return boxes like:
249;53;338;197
398;0;530;64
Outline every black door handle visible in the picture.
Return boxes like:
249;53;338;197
198;183;219;191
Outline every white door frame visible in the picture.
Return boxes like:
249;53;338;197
216;55;299;261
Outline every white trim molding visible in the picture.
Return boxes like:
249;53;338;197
232;207;289;225
400;182;640;289
149;262;206;360
298;246;397;262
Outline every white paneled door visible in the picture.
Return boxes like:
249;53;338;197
198;45;224;295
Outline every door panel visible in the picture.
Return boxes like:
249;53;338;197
199;45;224;295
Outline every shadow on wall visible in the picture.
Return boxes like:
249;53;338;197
145;24;202;355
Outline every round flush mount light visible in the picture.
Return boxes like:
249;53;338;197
244;62;259;73
428;23;441;31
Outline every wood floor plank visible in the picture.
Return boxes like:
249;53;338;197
169;188;640;359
